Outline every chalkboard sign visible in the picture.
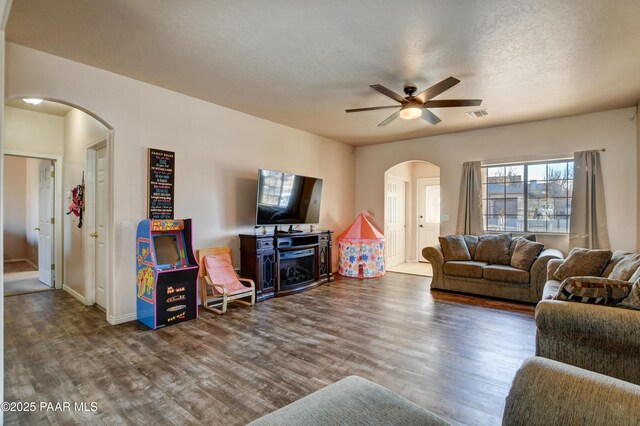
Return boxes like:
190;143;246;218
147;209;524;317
148;148;175;220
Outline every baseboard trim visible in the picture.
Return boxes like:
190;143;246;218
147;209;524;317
63;284;86;304
4;258;38;269
107;312;137;325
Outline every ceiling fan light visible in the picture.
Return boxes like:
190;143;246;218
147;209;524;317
399;106;422;120
23;98;44;105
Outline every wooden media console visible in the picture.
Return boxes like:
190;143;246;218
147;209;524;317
239;230;333;301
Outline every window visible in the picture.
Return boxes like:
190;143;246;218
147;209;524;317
482;160;573;233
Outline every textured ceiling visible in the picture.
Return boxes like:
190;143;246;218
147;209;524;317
6;0;640;146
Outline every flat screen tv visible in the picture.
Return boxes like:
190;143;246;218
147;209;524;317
256;169;323;226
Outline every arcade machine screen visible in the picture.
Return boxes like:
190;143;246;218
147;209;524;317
154;234;180;268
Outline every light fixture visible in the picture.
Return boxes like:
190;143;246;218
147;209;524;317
399;102;422;120
23;98;44;105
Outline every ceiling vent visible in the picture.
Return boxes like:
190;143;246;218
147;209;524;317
466;109;489;118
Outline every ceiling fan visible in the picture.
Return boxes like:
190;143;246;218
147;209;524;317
345;76;482;127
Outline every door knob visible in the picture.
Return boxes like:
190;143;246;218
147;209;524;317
34;227;40;231
90;232;99;238
419;225;424;228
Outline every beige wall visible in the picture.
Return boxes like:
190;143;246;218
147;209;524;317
637;102;640;252
356;107;638;254
4;106;64;156
3;155;27;260
6;43;355;323
63;109;109;296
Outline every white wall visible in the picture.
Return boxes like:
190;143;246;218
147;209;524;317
63;109;109;296
356;107;638;254
4;106;64;156
6;43;355;323
3;155;27;260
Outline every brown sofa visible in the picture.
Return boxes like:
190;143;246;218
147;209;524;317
536;250;640;385
422;234;563;303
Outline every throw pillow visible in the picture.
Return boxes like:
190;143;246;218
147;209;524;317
600;250;630;278
509;235;537;258
438;236;471;261
553;276;632;305
475;234;511;265
463;235;479;259
553;248;613;281
608;253;640;281
619;280;640;310
510;239;545;271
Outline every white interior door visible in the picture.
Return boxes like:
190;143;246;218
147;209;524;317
94;146;108;308
418;178;440;260
38;160;54;286
385;175;406;268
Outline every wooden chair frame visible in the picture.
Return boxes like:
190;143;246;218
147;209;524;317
197;247;255;314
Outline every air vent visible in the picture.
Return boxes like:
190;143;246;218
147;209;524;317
466;109;489;118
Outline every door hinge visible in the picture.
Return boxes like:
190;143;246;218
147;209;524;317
51;264;56;271
51;218;55;224
51;170;55;178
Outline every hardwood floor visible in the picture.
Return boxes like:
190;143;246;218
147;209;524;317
4;273;535;425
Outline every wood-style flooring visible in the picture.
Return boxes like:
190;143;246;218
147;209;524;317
4;273;535;425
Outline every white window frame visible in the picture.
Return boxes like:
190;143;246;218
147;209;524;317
481;159;574;235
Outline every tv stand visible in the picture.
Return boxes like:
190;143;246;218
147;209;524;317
239;230;333;301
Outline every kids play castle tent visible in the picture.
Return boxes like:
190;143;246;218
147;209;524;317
337;211;385;278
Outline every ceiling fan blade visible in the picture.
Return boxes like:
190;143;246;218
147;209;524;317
369;84;405;103
424;99;482;108
421;109;441;125
345;105;402;113
378;110;401;127
416;77;460;103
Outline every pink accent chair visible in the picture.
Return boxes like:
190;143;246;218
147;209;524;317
197;247;255;314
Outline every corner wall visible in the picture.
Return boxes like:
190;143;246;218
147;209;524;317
356;107;638;254
62;109;109;297
5;43;355;323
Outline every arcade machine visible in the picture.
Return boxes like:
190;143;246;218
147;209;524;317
136;219;199;329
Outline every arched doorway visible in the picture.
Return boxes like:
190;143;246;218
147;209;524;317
3;97;114;319
384;160;440;276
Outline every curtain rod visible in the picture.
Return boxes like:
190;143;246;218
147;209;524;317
464;148;606;165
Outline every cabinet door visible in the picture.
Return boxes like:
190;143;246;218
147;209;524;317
258;253;276;296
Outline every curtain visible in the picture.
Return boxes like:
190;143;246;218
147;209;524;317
456;161;483;235
569;150;610;250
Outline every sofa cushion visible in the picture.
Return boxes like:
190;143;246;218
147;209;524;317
474;233;511;265
483;264;530;284
553;248;612;281
438;235;471;261
543;280;562;299
608;253;640;281
443;261;488;278
463;235;479;259
510;239;545;271
509;234;537;258
248;375;451;426
600;250;631;278
553;276;632;305
619;281;640;310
